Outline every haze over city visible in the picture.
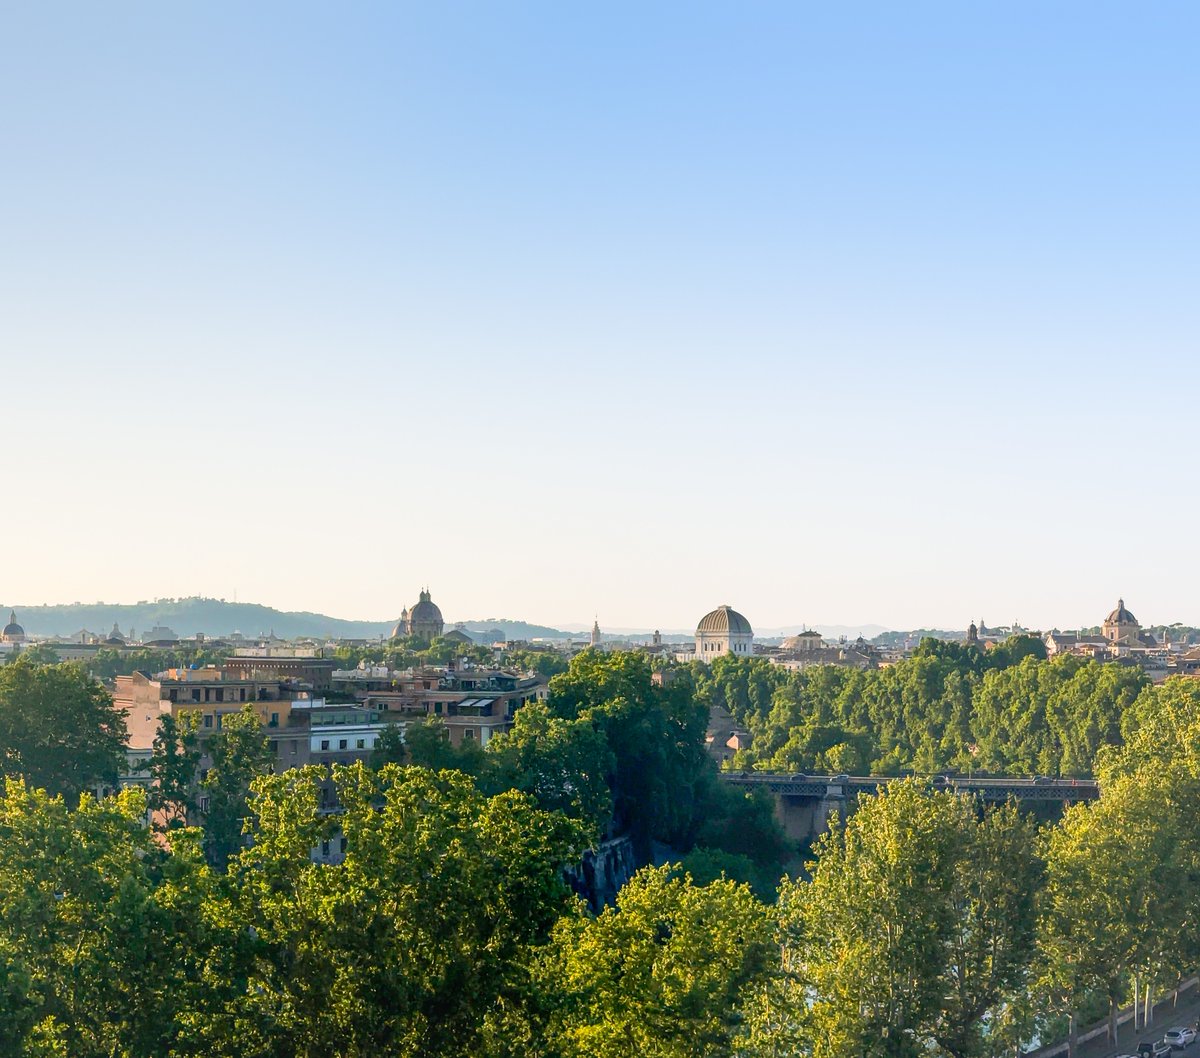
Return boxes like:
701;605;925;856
9;5;1200;1054
6;2;1200;629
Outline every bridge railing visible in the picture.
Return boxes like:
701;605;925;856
721;772;1098;800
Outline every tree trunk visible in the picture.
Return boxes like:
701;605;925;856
1145;982;1152;1027
1068;1012;1078;1058
1110;996;1119;1045
1134;973;1141;1031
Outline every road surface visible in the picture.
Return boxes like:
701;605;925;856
1074;987;1200;1058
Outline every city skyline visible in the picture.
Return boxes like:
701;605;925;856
0;589;1188;639
6;3;1200;628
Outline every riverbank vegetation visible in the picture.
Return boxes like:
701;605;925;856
698;639;1149;777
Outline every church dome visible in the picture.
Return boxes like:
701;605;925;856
782;630;823;650
2;611;24;640
1105;598;1138;625
410;590;443;627
696;605;753;637
103;622;126;646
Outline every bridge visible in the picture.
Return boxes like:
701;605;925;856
721;772;1098;841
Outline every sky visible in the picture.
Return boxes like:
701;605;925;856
2;2;1199;632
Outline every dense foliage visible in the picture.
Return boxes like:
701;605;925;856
0;658;128;799
700;638;1148;777
373;651;790;893
4;649;1200;1055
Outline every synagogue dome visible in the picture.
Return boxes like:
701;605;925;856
696;605;753;638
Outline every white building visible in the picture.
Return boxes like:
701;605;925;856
694;605;754;660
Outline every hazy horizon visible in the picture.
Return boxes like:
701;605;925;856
6;3;1199;630
0;592;1181;638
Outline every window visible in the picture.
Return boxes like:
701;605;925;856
338;739;347;750
291;742;298;755
216;713;223;730
463;728;475;739
199;796;210;812
320;739;330;751
269;712;279;727
340;837;348;854
356;738;365;749
203;714;213;729
321;840;330;857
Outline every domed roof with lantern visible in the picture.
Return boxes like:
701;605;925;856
2;610;25;642
1105;598;1138;626
409;589;443;627
695;605;753;637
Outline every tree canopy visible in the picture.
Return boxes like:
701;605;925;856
0;658;128;800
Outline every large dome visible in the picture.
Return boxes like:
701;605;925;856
1105;598;1138;625
696;605;753;637
410;590;443;626
782;630;823;650
2;611;24;639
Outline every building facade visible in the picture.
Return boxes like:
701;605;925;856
695;605;754;660
1102;598;1144;646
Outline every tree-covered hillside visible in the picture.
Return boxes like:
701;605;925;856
698;637;1149;777
1;597;574;642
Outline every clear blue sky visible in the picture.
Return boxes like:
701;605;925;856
3;3;1198;632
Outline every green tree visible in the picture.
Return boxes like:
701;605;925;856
1039;685;1200;1045
370;720;408;766
787;781;1041;1058
932;801;1041;1058
543;865;777;1058
190;762;587;1058
0;779;221;1058
486;702;613;840
548;650;708;854
199;705;273;869
0;658;128;800
143;709;202;828
402;715;488;775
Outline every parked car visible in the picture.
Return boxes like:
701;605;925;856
1140;1041;1173;1058
1165;1028;1197;1049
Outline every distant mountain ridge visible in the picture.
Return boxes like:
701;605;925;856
1;598;575;643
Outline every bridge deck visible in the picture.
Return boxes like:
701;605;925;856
722;772;1098;800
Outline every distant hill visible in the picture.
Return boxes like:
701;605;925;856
869;629;963;647
2;598;574;643
454;619;574;642
4;598;393;640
